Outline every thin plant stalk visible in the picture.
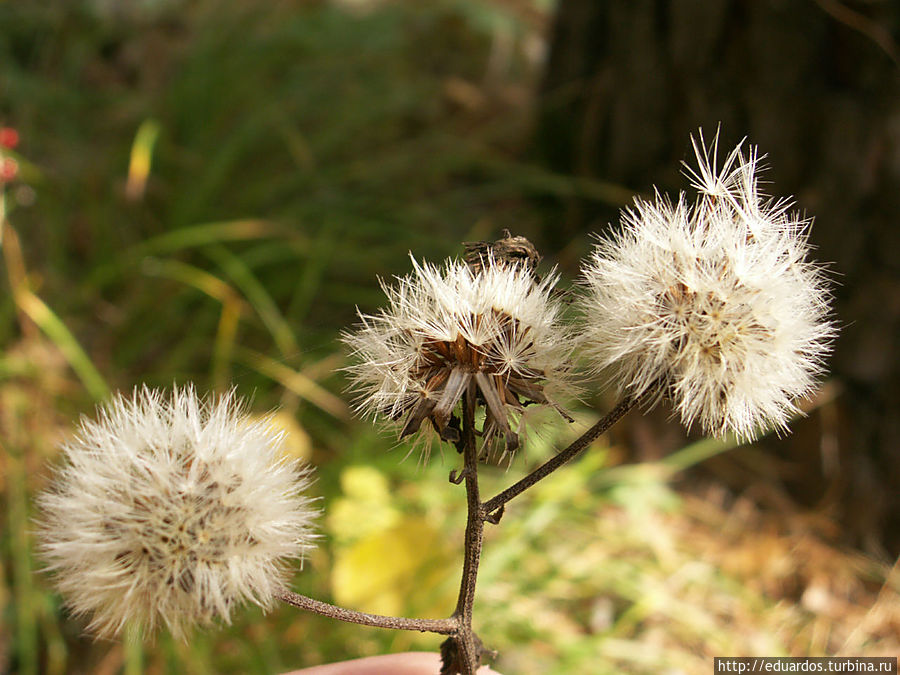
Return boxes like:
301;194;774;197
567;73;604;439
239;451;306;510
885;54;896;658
276;590;456;635
275;395;638;673
277;374;489;674
444;379;488;675
482;395;640;520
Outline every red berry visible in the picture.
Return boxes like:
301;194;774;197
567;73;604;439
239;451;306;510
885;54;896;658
0;127;19;149
0;157;18;182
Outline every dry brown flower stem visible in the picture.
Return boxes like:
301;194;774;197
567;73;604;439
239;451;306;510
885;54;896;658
279;391;638;673
441;379;488;674
275;589;456;634
481;395;640;521
277;374;489;674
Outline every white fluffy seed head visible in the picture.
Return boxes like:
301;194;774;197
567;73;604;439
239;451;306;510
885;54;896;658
579;132;835;440
343;254;577;459
38;386;318;639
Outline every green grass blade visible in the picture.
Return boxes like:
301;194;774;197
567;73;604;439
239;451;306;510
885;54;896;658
141;257;247;389
124;623;143;675
661;435;744;473
125;118;162;201
287;222;339;325
15;289;110;401
4;441;38;675
136;219;283;257
234;346;349;420
141;257;244;306
88;219;288;288
212;300;241;391
204;244;299;357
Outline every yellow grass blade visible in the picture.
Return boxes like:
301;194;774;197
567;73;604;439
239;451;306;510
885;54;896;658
14;289;110;401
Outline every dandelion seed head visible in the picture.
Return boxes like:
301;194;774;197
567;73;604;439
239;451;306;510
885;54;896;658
38;386;318;639
580;132;834;440
343;253;577;460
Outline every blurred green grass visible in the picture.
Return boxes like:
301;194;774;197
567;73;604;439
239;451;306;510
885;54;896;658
0;1;562;671
1;1;898;674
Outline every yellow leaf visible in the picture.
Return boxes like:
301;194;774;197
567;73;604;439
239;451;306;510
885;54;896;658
327;466;398;544
331;516;455;617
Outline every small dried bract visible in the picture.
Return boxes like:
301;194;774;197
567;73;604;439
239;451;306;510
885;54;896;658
344;253;576;460
579;132;834;440
38;386;318;639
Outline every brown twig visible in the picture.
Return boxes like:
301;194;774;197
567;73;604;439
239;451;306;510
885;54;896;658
278;379;491;674
278;390;640;672
441;380;488;675
482;395;640;521
276;589;456;635
814;0;900;67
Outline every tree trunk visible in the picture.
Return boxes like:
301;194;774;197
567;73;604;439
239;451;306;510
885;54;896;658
535;0;900;554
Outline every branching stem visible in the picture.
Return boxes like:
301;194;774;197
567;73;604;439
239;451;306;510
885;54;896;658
278;392;639;674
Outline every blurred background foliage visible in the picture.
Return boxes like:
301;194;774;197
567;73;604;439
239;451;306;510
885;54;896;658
0;0;898;673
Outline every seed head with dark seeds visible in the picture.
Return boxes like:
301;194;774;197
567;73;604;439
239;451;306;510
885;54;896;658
343;254;577;462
